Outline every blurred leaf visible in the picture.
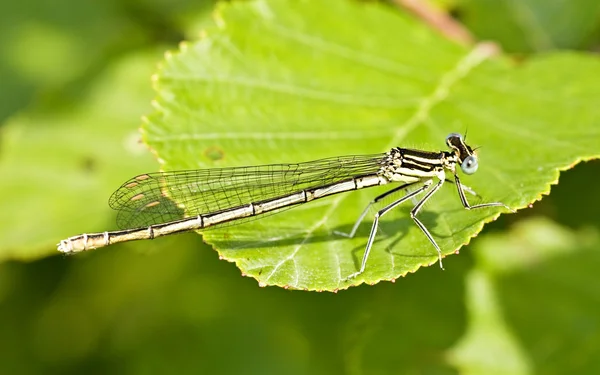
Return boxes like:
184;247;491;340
0;0;215;122
451;217;600;374
447;269;533;375
458;0;600;53
144;0;600;291
0;50;163;261
0;0;147;121
527;160;600;230
0;231;472;374
475;216;594;273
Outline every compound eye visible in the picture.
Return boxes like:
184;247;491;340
461;155;478;174
446;133;462;144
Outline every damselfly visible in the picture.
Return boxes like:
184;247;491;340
58;133;512;279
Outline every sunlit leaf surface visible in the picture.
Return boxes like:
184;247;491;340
144;0;600;290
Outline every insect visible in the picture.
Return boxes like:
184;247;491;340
58;133;512;279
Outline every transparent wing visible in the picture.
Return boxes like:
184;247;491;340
109;153;387;229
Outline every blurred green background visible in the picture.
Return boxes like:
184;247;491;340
0;0;599;374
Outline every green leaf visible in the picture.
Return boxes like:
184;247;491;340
0;50;161;261
447;269;533;375
0;0;146;122
145;0;600;291
449;217;600;374
460;0;600;52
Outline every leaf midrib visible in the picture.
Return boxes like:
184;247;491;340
260;43;497;287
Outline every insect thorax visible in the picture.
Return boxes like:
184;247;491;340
379;147;455;183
